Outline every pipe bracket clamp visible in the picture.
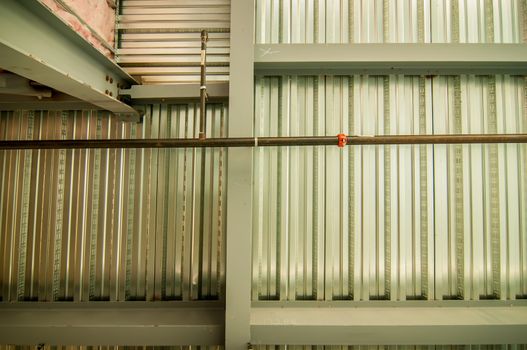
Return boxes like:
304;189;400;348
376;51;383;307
337;133;347;148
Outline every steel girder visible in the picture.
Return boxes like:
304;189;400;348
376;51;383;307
0;0;139;121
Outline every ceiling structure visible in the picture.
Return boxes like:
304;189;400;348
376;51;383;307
0;0;527;349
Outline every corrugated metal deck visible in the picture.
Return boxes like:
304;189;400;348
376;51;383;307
1;0;527;347
255;0;524;44
116;0;231;84
250;0;527;302
252;74;527;301
0;104;227;302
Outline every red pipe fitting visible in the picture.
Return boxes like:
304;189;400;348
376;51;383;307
337;133;347;148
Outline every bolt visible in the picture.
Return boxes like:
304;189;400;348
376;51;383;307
105;75;109;81
110;77;113;83
109;92;113;97
105;90;109;95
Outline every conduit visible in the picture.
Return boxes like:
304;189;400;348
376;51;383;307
197;29;209;293
1;134;526;150
199;29;208;141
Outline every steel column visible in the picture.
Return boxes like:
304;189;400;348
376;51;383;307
225;0;255;349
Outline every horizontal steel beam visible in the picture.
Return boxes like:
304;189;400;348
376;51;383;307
0;302;224;346
0;92;101;111
121;82;229;102
0;0;139;121
0;72;52;98
254;44;527;75
0;134;526;150
251;303;527;345
1;301;525;346
252;300;527;308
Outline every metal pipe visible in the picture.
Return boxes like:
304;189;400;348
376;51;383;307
199;30;208;140
197;30;209;288
347;134;527;145
0;134;526;150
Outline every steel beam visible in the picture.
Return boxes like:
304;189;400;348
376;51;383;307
0;92;100;111
251;303;527;345
0;302;224;346
0;72;52;98
254;44;527;75
225;0;255;349
0;0;139;121
121;83;229;103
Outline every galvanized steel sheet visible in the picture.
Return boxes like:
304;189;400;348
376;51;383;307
252;75;527;301
0;104;227;302
255;0;524;43
252;0;527;303
117;0;231;84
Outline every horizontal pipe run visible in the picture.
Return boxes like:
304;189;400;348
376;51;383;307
348;134;527;145
0;134;526;150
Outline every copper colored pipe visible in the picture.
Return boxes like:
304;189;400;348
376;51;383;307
0;134;526;150
199;29;208;140
346;134;527;145
198;29;209;296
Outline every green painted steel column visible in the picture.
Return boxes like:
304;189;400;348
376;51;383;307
225;0;255;349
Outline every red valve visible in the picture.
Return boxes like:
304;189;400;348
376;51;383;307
337;133;347;148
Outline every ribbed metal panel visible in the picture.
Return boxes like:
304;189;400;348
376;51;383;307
255;0;523;43
252;75;527;301
255;0;425;43
0;103;227;302
433;75;527;300
430;0;523;43
117;0;231;84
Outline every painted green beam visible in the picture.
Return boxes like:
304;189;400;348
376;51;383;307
254;43;527;75
0;302;224;346
0;0;139;121
0;92;100;111
251;302;527;345
121;82;229;103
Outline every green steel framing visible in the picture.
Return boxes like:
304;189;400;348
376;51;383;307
121;83;229;103
1;0;527;348
225;0;255;349
251;301;527;345
0;302;224;345
254;43;527;75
